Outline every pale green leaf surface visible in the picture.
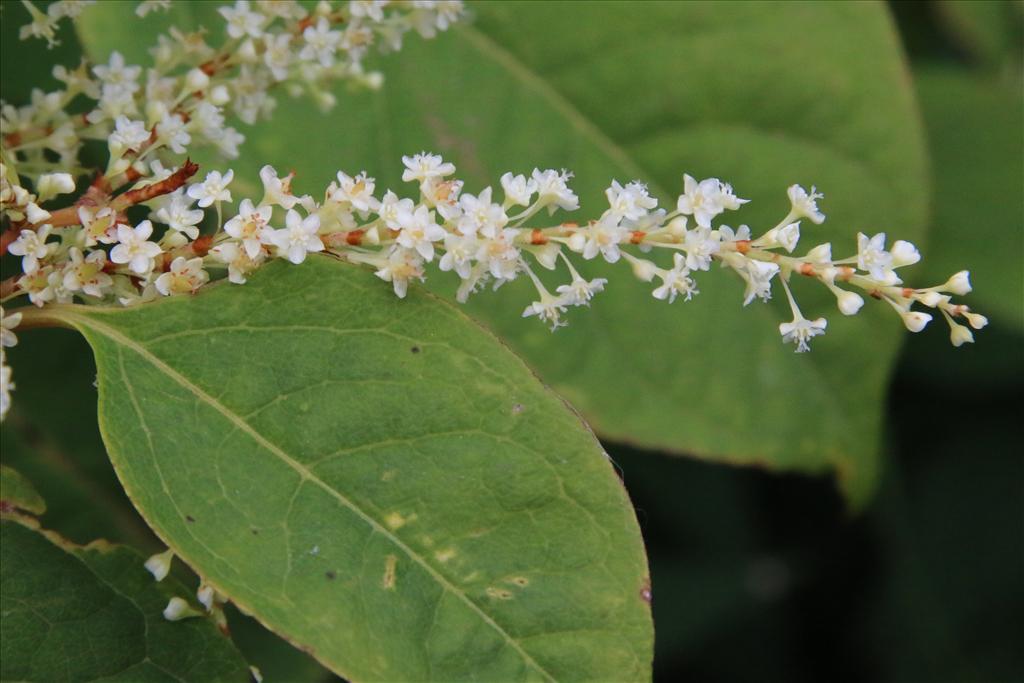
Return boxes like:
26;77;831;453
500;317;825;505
0;519;250;683
35;257;652;682
0;466;46;516
74;2;928;505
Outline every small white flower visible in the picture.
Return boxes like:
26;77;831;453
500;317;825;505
187;170;234;208
144;549;174;581
950;322;974;347
579;215;627;263
1;307;23;348
376;190;415;229
259;165;298;209
804;242;833;265
62;248;113;298
900;310;932;333
350;0;389;22
476;228;521;281
300;18;343;67
652;253;698;303
401;152;455;184
155;113;190;154
155;190;205;240
438;232;478;279
396;205;445;260
605;180;658;221
333;171;381;214
136;0;172;17
963;311;988;330
943;270;971;295
224;198;272;258
211;241;264;284
756;221;801;253
8;226;54;274
79;206;119;246
681;226;720;271
155;256;209;296
219;0;267;38
779;316;827;353
500;172;536;207
834;289;864;316
35;173;75;201
531;168;579;214
787;184;826;224
522;293;569;331
739;259;779;306
856;232;896;283
107;115;149;157
375;247;424;298
263;32;293;81
717;224;752;242
457;187;507;237
891;239;920;268
265;209;323;264
677;174;734;228
17;267;57;307
110;221;163;274
556;276;607;306
92;51;141;89
0;352;13;421
25;202;51;225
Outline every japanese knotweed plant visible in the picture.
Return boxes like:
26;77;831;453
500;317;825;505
0;1;986;681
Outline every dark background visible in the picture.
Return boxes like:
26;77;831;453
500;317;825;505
1;2;1021;681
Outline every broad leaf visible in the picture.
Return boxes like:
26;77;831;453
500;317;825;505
0;518;250;682
0;466;46;515
76;1;929;504
27;257;653;682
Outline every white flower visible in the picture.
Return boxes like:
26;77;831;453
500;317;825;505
396;205;445;260
92;51;141;90
457;187;507;237
756;221;800;253
350;0;389;22
19;0;59;46
375;247;424;298
144;549;174;581
62;248;113;298
223;198;271;258
219;0;267;38
522;293;569;331
8;226;53;274
500;172;536;207
834;289;864;316
155;113;190;153
300;18;342;67
0;351;13;421
154;190;204;241
211;241;264;284
263;32;293;81
107;115;149;157
476;228;521;281
79;206;118;246
333;171;381;214
652;253;697;303
110;221;163;274
804;242;833;265
531;168;579;214
438;232;478;279
681;226;720;271
259;165;298;209
950;322;974;347
578;215;627;263
1;308;22;348
17;267;57;307
943;270;971;295
163;597;201;621
25;202;51;225
556;276;607;306
136;0;172;17
401;152;455;184
900;310;932;333
716;181;748;211
787;184;826;224
265;209;323;264
779;316;827;353
376;190;415;229
155;256;209;296
856;232;896;282
187;170;234;208
605;180;657;221
739;259;779;306
718;224;752;242
676;174;735;228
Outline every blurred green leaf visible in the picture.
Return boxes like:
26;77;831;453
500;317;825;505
76;1;929;506
0;518;250;682
935;0;1024;70
0;465;46;515
31;257;653;681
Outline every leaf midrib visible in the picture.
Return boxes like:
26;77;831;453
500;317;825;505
65;311;557;683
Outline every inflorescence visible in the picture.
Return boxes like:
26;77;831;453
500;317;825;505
1;0;985;432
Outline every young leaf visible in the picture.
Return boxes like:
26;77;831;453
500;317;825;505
0;518;250;682
74;1;929;505
0;465;46;515
25;257;653;682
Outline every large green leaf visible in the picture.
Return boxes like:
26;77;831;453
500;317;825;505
76;1;928;505
23;257;652;682
0;518;250;682
0;466;46;515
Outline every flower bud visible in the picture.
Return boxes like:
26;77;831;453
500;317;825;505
629;257;658;282
25;202;51;224
916;291;946;307
162;597;201;621
144;549;174;581
209;84;230;106
901;310;932;332
184;68;210;92
36;173;75;201
665;216;688;238
963;311;988;330
237;39;258;64
943;270;972;295
891;239;920;267
950;322;974;347
197;583;215;612
566;231;586;252
835;290;864;316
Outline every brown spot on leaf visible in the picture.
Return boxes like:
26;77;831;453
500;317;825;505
185;515;196;523
325;570;336;580
410;345;420;354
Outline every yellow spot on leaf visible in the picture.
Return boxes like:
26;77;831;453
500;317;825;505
382;554;397;590
384;512;416;530
434;548;456;563
486;587;513;600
